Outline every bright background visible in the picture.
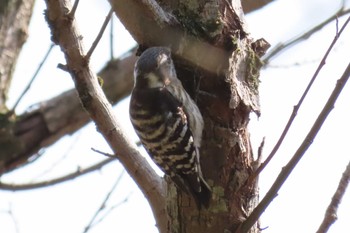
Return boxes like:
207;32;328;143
1;0;350;232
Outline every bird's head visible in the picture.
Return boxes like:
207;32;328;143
134;47;177;89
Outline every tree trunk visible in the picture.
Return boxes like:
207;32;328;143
0;0;35;110
109;0;267;232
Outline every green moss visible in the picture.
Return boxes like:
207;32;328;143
210;186;228;213
174;7;203;37
245;48;263;93
199;1;223;38
97;75;104;87
174;1;222;40
231;37;240;52
180;0;199;11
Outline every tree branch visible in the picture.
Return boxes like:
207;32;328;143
237;60;350;233
108;0;246;75
44;1;166;232
316;161;350;233
0;51;136;174
244;15;350;188
263;7;350;63
83;169;125;233
85;8;114;61
10;44;55;113
0;158;115;191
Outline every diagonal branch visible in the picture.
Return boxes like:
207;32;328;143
108;0;243;75
237;61;350;233
83;169;125;233
244;16;350;188
10;44;55;113
263;7;350;63
0;51;136;174
85;8;114;61
316;160;350;233
44;1;166;232
0;158;115;191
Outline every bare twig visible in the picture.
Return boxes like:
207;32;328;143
109;13;114;60
263;8;350;63
91;195;131;227
108;0;232;75
316;161;350;233
11;44;54;113
91;147;116;158
245;15;350;188
33;132;82;180
0;158;115;191
85;8;114;61
83;170;125;233
69;0;80;17
237;61;350;233
0;204;20;233
254;137;265;172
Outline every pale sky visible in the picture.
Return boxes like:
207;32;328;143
1;0;350;233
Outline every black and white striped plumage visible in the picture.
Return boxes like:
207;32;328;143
129;47;211;208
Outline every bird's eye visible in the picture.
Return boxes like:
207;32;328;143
159;53;170;66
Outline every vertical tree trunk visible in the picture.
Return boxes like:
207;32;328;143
110;0;267;232
0;0;36;173
163;2;262;231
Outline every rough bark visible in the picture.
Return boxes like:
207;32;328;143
109;0;267;232
0;0;35;110
0;55;136;174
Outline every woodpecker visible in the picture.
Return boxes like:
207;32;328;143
129;47;211;208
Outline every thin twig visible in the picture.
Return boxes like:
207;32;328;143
245;15;350;189
263;8;350;63
1;204;20;233
91;147;116;158
69;0;80;17
0;158;115;191
57;63;68;71
83;170;125;233
85;8;114;61
91;194;131;227
316;161;350;233
11;44;54;112
110;13;114;60
237;61;350;233
33;132;82;180
255;137;265;171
